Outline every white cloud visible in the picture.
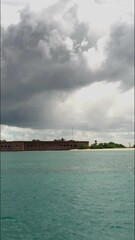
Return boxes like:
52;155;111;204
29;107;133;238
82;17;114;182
29;0;58;12
2;0;133;28
76;0;133;31
81;38;88;47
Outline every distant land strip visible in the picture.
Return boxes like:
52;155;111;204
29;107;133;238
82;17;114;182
0;139;134;151
0;139;89;151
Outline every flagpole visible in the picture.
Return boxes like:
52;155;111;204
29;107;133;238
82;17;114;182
72;126;73;140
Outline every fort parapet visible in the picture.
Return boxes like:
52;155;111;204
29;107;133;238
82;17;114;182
0;139;89;151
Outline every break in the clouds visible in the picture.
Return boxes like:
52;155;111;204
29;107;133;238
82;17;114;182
1;0;134;145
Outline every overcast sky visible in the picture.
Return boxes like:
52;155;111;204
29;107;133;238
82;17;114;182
1;0;134;146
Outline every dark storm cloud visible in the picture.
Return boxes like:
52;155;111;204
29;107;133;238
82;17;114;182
1;3;134;129
102;21;134;89
2;7;90;94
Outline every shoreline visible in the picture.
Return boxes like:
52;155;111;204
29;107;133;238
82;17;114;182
70;148;135;151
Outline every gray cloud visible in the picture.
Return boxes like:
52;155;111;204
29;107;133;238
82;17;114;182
1;3;134;130
102;21;134;89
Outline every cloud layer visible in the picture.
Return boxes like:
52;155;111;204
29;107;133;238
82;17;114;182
1;0;134;144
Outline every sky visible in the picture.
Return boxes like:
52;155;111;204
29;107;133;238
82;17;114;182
1;0;134;146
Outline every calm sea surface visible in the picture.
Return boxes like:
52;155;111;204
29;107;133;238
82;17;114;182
1;150;134;240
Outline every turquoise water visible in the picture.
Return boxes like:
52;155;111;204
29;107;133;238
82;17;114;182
1;150;134;240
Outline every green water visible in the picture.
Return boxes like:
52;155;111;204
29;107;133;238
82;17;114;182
1;150;134;240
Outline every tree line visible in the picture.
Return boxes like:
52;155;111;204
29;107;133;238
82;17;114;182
89;141;126;149
79;140;134;149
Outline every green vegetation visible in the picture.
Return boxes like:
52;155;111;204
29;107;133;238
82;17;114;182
90;141;126;149
78;144;89;149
